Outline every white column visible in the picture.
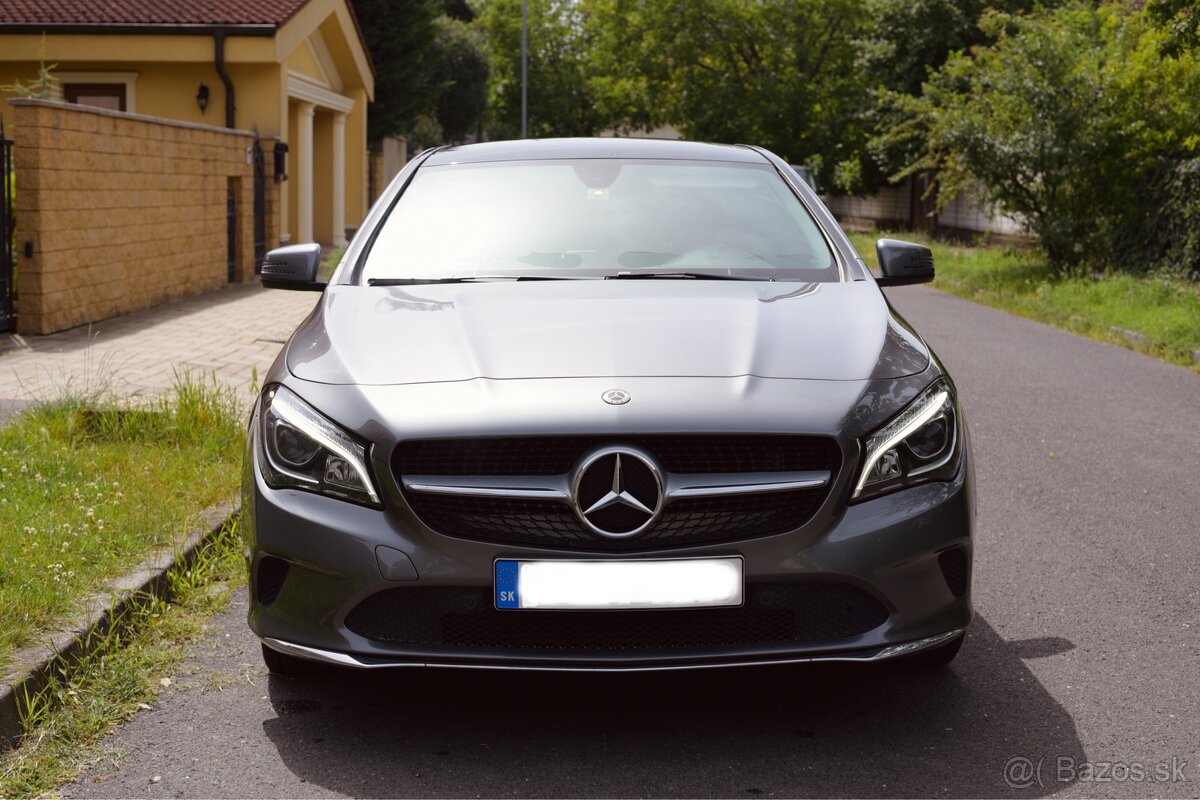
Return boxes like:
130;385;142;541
332;112;347;248
296;101;316;244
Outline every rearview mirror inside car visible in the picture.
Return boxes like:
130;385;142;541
875;239;935;287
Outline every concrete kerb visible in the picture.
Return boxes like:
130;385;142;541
0;500;240;750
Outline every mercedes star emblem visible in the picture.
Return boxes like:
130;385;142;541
602;389;631;405
571;448;663;538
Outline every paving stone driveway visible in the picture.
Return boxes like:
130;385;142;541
0;283;318;417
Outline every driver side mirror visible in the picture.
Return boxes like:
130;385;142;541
261;243;325;292
875;239;935;287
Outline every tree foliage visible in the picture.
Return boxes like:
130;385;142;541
475;0;601;139
431;16;490;141
899;3;1200;269
352;0;443;143
587;0;869;184
1148;0;1200;55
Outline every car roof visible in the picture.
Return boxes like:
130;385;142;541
422;137;769;166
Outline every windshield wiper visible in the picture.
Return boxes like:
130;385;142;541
367;275;597;286
604;271;770;281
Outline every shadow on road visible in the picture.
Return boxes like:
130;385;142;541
261;617;1082;798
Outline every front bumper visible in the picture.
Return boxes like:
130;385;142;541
244;435;974;671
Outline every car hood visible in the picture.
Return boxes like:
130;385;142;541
286;280;929;386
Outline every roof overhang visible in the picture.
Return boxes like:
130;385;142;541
0;22;276;36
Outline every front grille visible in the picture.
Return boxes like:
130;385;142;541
255;556;290;606
395;435;840;549
938;547;969;597
395;435;839;475
344;582;889;652
407;489;828;551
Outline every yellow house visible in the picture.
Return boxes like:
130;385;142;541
0;0;375;248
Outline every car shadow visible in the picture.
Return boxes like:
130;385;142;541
261;617;1082;798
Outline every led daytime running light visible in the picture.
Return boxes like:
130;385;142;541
267;387;380;504
853;383;950;498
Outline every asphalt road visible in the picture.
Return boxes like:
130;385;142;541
63;286;1200;799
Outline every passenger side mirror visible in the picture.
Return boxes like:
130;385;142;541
875;239;935;287
261;243;325;291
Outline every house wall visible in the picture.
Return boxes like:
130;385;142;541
1;60;285;138
9;99;269;335
0;10;373;246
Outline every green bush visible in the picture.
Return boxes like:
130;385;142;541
900;2;1200;273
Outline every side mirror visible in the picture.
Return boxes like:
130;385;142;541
875;239;935;287
261;243;325;291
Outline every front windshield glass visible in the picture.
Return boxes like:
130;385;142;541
360;159;839;283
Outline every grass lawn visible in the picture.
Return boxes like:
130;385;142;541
0;376;243;672
0;518;248;796
849;231;1200;371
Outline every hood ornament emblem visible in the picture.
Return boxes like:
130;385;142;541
571;448;663;537
602;389;630;405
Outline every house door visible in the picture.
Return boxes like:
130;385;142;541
0;123;16;332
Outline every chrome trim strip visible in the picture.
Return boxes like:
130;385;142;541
666;470;829;499
403;470;829;502
260;629;965;673
403;474;569;500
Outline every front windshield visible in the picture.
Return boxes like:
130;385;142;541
360;158;839;283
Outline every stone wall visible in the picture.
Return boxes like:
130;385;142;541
10;99;275;335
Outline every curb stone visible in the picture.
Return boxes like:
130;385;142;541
1108;326;1151;348
0;501;240;750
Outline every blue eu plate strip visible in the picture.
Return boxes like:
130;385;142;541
495;560;520;609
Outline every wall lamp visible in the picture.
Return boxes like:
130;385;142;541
196;83;210;113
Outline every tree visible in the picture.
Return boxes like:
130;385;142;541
475;0;602;139
841;0;1063;193
352;0;443;144
899;3;1200;269
431;16;490;141
587;0;870;185
1149;0;1200;55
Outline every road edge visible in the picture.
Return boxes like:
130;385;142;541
0;500;240;750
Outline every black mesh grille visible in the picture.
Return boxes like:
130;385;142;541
344;582;888;652
255;556;290;606
938;547;969;597
406;488;827;551
394;435;839;476
395;435;840;549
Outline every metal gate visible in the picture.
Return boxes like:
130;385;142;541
1;122;15;332
252;137;266;273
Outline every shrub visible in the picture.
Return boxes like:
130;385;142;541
901;3;1200;272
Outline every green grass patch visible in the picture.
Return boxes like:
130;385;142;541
0;517;248;797
0;375;244;672
849;231;1200;370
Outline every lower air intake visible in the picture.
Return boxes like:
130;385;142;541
938;547;969;598
255;556;290;606
344;582;888;652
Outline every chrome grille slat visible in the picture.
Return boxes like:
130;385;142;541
393;435;840;550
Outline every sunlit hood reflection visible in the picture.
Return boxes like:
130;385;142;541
286;280;929;386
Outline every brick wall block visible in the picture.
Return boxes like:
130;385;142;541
12;101;260;335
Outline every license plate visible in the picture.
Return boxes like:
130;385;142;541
494;557;743;610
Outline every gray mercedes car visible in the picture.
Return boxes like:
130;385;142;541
245;138;973;676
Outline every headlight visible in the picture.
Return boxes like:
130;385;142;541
852;378;961;502
257;384;381;507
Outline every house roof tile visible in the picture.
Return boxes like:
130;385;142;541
0;0;310;26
